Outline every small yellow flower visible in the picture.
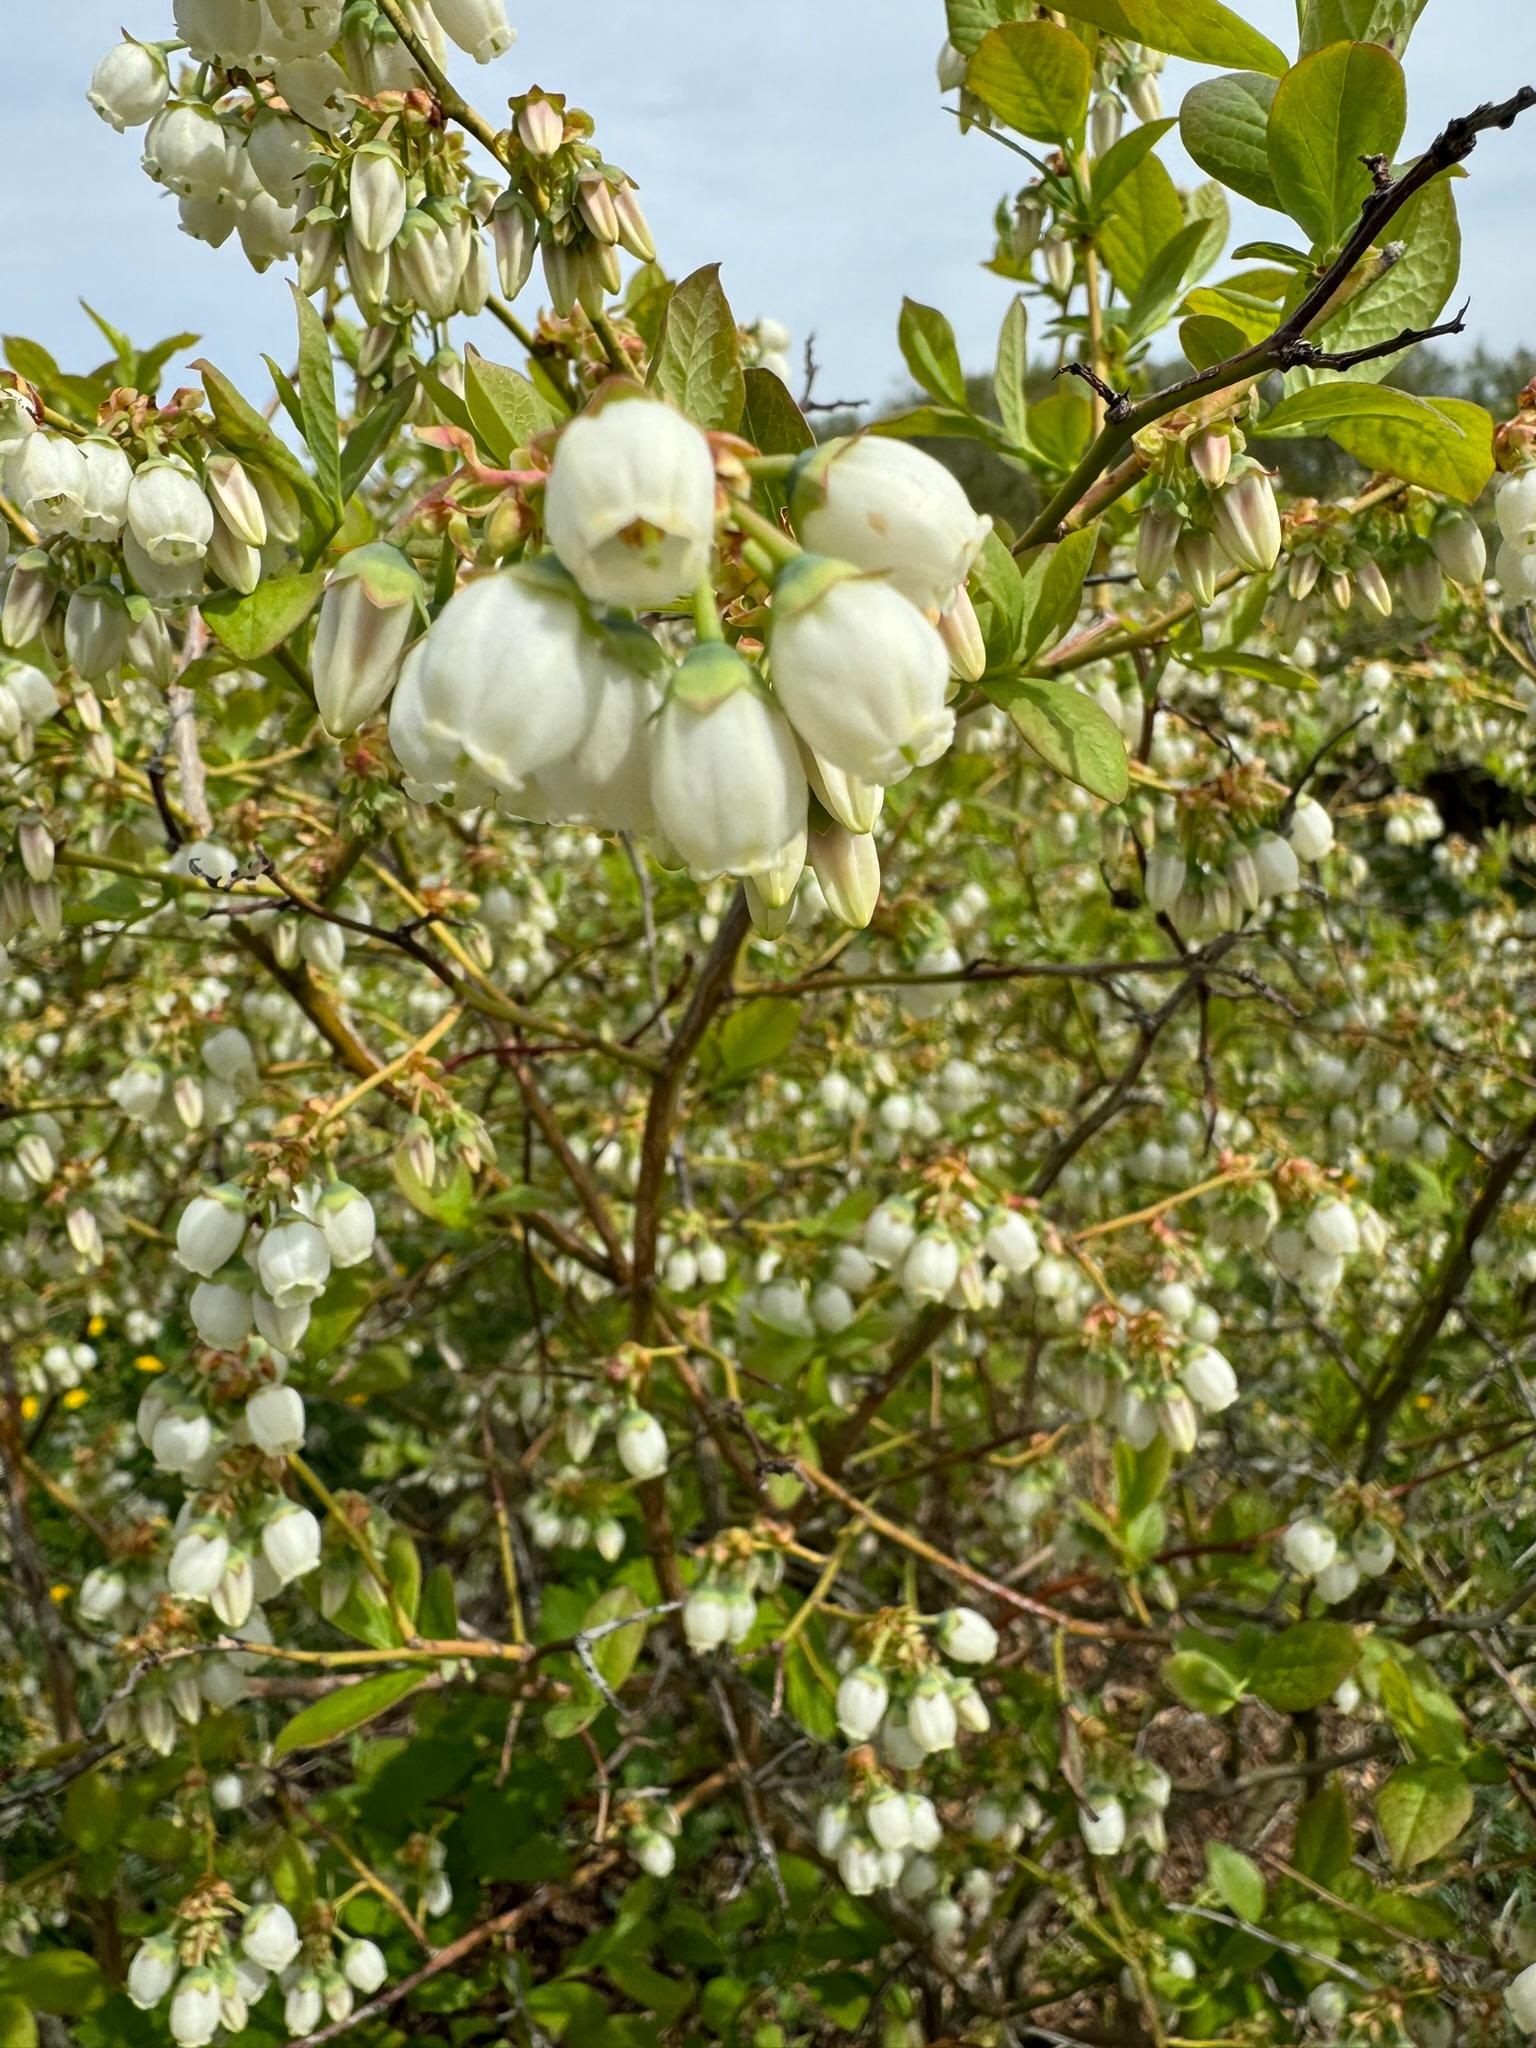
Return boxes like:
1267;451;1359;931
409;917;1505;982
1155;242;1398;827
19;1394;39;1422
63;1388;90;1411
87;1314;107;1337
49;1583;70;1604
134;1354;165;1375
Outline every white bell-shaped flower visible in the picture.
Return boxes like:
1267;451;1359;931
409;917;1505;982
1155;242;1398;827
315;1181;377;1267
127;1939;178;2010
808;825;879;929
349;145;409;254
391;564;599;803
4;433;89;537
247;1383;306;1455
835;1663;888;1741
935;1605;998;1666
1288;796;1334;863
79;1567;127;1624
261;1503;322;1584
428;0;515;62
168;1527;231;1601
769;556;953;784
1079;1794;1126;1857
906;1674;958;1754
615;1406;668;1479
544;395;717;610
144;103;232;198
1180;1344;1237;1413
169;1969;222;2048
242;1901;301;1973
650;643;807;881
1507;1963;1536;2033
535;623;665;835
789;435;990;608
175;1184;248;1278
190;1279;254;1350
89;38;170;129
255;1216;332;1308
126;460;214;566
341;1940;387;1995
78;439;134;541
1282;1516;1337;1578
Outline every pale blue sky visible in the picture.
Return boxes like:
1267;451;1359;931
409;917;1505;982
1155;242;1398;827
3;0;1530;406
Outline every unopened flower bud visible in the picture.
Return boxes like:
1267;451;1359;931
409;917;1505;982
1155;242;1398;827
517;93;564;158
89;38;170;130
1211;471;1281;573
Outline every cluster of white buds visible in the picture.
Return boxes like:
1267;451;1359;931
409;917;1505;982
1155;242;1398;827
107;1026;261;1136
175;1178;376;1354
681;1537;784;1655
1271;502;1485;644
819;1780;944;1899
1269;1188;1387;1306
90;4;515;282
1280;1514;1395;1606
386;398;990;935
1143;794;1333;938
1135;427;1283;606
1;400;292;632
1079;1756;1171;1859
494;89;655;320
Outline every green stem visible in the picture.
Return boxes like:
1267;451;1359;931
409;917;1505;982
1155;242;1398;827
692;577;724;642
729;496;800;566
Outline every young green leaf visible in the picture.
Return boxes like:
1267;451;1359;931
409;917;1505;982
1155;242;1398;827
1376;1763;1473;1869
1267;42;1407;250
648;262;745;431
272;1667;426;1758
965;21;1092;144
897;297;969;410
1179;72;1281;212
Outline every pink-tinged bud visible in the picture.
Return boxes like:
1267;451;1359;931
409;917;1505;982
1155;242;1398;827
349;145;409;255
612;179;655;262
1355;559;1393;617
204;454;268;552
1135;498;1180;591
1328;570;1353;611
3;553;56;649
1090;93;1123;158
1126;67;1163;122
1398;552;1445;620
1211;472;1281;574
84;730;116;779
809;825;881;929
29;881;62;939
299;220;342;296
65;587;131;680
208;515;262;595
1175;529;1221;608
577;173;620;245
491;191;536;299
541;235;578;316
517;94;564;159
1043;237;1073;293
1287;551;1321;600
17;813;53;883
938;585;986;681
1430;507;1486;587
1189;426;1232;490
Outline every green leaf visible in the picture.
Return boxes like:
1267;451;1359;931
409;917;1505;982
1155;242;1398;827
418;1562;459;1643
1116;1434;1172;1520
994;296;1029;454
965;21;1092;143
339;375;418;504
1163;1648;1246;1714
1250;1620;1359;1712
1267;42;1407;250
1293;1780;1353;1879
201;568;327;664
464;345;558;466
1001;679;1129;804
944;0;1032;56
1125;220;1221;344
0;1995;35;2048
1181;646;1317;692
288;283;340;509
1090;117;1177;205
897;297;968;410
1017;523;1099;661
584;1585;649;1694
714;997;802;1077
1206;1840;1266;1923
273;1668;426;1757
1097;150;1186;298
1294;177;1460;390
1050;0;1287;76
648;263;745;432
871;404;1022;455
1180;72;1281;211
1181;313;1256;370
740;367;813;517
1259;383;1493;502
1375;1650;1468;1762
1299;0;1430;54
969;527;1028;672
1376;1763;1473;1870
0;1953;104;2018
271;1832;316;1913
